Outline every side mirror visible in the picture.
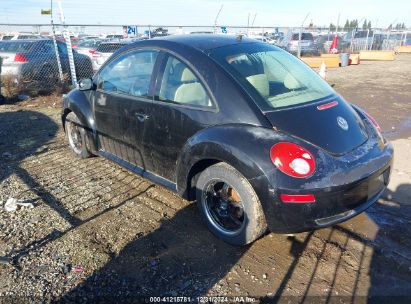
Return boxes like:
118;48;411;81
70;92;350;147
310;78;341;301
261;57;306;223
78;78;94;91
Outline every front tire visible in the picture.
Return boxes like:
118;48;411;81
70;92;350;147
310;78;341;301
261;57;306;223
65;112;91;159
196;162;267;246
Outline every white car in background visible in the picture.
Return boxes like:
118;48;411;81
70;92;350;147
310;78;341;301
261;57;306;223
75;39;106;59
91;41;130;72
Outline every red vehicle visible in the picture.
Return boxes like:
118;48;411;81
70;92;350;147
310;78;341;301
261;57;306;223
56;36;79;48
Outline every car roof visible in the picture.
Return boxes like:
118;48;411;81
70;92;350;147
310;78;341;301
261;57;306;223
100;41;130;45
0;38;51;43
150;34;257;52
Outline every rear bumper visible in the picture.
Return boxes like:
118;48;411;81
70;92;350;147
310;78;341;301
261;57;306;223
274;165;390;233
1;65;21;78
257;142;393;233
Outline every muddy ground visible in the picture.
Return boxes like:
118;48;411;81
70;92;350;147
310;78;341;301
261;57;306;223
0;55;410;303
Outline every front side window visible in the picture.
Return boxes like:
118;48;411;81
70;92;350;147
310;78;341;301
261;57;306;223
157;55;212;107
97;50;158;97
210;43;335;110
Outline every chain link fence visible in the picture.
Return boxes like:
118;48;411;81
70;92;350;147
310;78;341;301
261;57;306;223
0;23;410;97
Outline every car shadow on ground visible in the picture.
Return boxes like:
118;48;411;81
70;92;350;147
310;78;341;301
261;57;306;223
0;110;59;183
61;186;411;303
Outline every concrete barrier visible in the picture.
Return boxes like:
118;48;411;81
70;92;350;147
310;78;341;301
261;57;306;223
301;56;340;68
349;54;360;65
359;50;395;61
394;45;411;53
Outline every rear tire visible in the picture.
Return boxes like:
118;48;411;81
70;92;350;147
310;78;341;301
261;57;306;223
65;112;91;159
196;162;267;246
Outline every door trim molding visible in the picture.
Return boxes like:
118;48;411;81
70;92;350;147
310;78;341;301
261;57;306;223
98;150;178;192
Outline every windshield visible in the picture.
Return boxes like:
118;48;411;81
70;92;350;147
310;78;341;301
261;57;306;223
209;43;335;111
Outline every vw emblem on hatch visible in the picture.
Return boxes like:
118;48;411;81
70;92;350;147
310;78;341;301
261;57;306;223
337;116;349;131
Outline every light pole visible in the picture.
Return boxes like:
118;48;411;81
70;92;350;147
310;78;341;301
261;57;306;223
213;4;223;34
297;13;310;58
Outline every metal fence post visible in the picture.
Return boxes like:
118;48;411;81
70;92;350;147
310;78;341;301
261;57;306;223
297;27;302;58
51;21;64;82
370;30;375;50
365;29;369;50
350;28;355;52
57;0;77;86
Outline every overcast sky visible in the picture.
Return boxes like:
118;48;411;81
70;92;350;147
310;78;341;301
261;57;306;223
0;0;410;27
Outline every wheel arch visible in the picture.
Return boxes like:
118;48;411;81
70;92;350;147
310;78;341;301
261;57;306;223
175;133;270;201
62;89;97;151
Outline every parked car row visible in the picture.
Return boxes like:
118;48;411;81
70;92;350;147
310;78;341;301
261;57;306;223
1;28;409;96
0;39;93;92
269;30;410;55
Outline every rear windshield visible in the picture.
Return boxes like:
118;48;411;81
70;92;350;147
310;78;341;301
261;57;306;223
210;43;335;111
106;35;124;39
17;35;38;39
292;33;313;40
0;41;33;52
1;36;14;40
96;43;126;53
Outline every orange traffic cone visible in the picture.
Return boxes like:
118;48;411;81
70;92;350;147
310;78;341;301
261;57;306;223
319;61;327;80
329;34;339;54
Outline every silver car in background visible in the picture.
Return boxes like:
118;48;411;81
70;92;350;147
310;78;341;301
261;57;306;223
0;39;93;91
281;32;319;56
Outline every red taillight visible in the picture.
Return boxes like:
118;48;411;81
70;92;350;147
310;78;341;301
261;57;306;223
280;194;316;203
14;53;28;62
270;142;315;178
364;111;381;132
88;49;96;54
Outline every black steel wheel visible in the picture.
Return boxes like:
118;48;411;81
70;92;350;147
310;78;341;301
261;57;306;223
196;162;267;246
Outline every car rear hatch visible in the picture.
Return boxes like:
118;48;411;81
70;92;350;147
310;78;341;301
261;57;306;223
264;97;369;155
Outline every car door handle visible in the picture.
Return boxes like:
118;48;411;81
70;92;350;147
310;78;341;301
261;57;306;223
135;113;150;122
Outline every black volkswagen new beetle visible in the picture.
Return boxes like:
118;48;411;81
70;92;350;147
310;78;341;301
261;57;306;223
62;35;393;245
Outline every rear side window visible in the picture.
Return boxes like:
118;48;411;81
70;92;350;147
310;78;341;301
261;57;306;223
98;50;158;97
157;55;212;107
33;41;54;53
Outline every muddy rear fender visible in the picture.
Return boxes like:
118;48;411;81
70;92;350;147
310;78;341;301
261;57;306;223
175;124;285;226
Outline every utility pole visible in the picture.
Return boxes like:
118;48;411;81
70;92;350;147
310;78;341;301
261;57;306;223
336;13;340;33
50;0;63;82
251;13;257;27
57;0;77;86
251;13;257;35
297;13;310;58
247;13;250;36
213;4;223;34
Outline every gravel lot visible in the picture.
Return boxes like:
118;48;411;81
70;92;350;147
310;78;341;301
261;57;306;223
0;55;410;303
